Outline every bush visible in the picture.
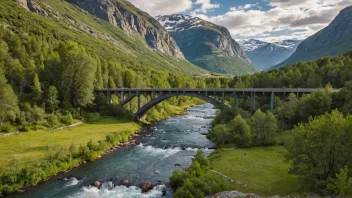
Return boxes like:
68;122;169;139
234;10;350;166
46;114;60;128
61;113;73;125
0;125;13;133
171;151;228;198
85;113;100;123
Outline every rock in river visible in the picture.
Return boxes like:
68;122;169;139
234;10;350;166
92;180;101;188
141;182;153;192
121;179;129;186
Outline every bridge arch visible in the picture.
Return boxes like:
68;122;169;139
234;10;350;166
135;93;229;119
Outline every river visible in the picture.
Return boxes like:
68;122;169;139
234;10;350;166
13;104;217;198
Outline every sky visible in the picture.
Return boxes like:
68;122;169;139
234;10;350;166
127;0;352;42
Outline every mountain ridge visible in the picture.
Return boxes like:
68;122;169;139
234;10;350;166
239;39;301;70
10;0;207;75
273;5;352;69
157;14;257;75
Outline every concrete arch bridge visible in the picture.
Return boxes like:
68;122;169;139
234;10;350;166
95;88;333;119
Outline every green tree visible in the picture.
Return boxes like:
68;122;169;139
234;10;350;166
286;111;352;191
46;86;59;112
250;110;278;146
227;115;252;147
32;73;42;102
55;41;96;108
297;86;332;122
0;71;18;126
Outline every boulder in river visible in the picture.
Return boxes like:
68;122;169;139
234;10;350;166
162;187;167;196
92;180;101;188
121;179;129;186
141;182;153;192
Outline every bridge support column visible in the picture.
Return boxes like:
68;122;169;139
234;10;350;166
270;92;275;113
120;91;124;103
234;93;239;107
222;91;225;105
107;92;111;105
251;92;256;112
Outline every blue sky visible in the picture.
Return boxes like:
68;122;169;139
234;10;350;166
127;0;352;42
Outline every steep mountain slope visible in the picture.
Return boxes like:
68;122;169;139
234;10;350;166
239;39;301;70
156;14;257;76
9;0;206;75
273;5;352;69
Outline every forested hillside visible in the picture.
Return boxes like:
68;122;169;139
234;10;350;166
0;0;228;130
231;50;352;89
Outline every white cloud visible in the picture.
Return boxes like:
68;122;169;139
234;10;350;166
191;0;220;15
126;0;352;42
206;0;352;42
127;0;193;16
230;3;259;11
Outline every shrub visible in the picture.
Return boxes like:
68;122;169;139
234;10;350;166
46;114;60;128
61;113;73;125
0;125;13;133
85;113;100;123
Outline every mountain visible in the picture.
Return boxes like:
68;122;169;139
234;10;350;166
239;39;301;70
10;0;206;75
156;14;257;76
273;5;352;69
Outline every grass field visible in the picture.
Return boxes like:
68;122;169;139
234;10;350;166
207;147;307;196
0;117;141;171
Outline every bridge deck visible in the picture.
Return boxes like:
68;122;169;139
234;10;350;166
96;88;337;93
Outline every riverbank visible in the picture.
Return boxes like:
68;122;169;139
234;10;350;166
4;104;216;198
176;147;311;197
0;117;142;196
0;99;205;196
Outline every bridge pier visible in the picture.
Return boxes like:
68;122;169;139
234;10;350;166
120;91;124;103
222;91;225;105
270;92;275;113
234;93;239;107
107;92;111;105
251;92;256;111
137;91;141;110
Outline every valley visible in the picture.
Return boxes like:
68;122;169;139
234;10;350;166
1;0;352;197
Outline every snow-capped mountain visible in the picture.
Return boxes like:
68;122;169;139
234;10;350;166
156;14;257;75
239;39;301;70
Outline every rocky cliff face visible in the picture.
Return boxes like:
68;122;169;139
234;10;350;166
156;14;256;75
66;0;185;59
157;14;250;63
273;5;352;69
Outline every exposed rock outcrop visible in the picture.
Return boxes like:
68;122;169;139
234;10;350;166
13;0;29;10
66;0;185;59
156;14;257;75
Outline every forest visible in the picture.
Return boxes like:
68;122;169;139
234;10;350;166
170;50;352;197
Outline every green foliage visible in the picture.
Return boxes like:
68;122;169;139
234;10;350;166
328;167;352;195
250;110;278;146
209;109;278;148
170;150;228;198
60;113;73;125
231;50;352;89
285;111;352;193
84;113;101;123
